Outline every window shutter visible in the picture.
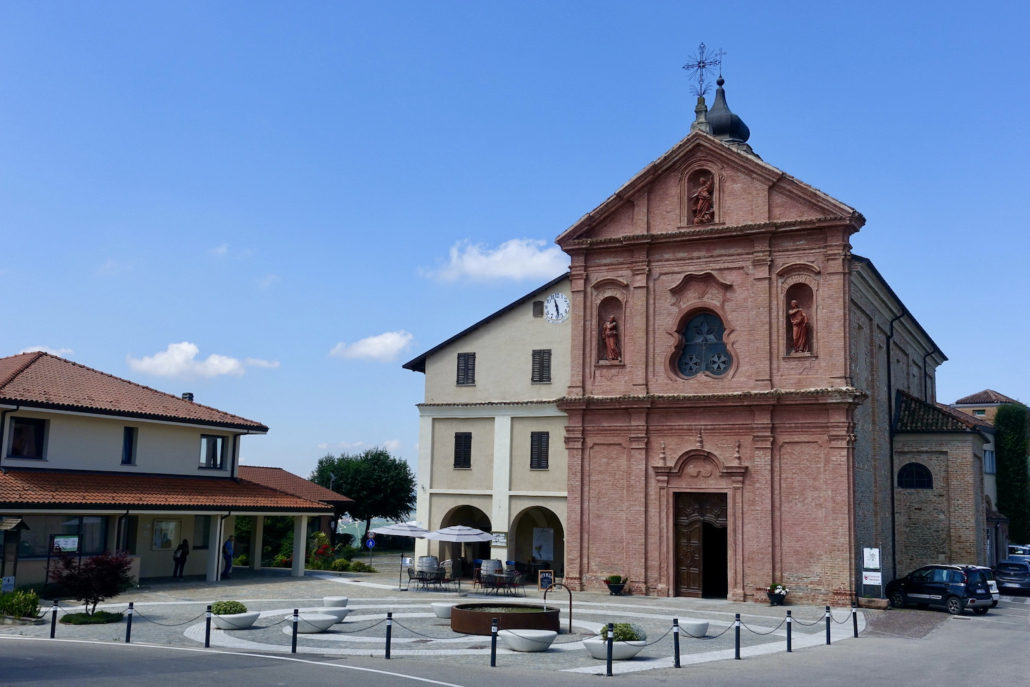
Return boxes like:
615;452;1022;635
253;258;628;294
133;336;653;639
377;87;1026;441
454;432;472;468
466;353;475;384
530;431;549;470
457;354;466;385
532;349;551;383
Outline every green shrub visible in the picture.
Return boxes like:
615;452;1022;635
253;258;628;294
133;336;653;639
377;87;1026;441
60;610;124;625
233;554;249;567
335;545;361;562
0;590;41;619
211;601;248;615
604;575;627;585
337;533;355;548
331;558;351;572
599;623;647;642
348;561;377;573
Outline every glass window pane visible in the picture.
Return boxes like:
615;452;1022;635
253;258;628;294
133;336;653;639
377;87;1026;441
193;515;211;548
9;418;46;458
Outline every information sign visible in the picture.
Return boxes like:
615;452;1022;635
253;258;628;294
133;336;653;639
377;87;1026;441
863;548;880;570
491;532;507;547
862;571;882;586
538;570;554;592
1;577;14;593
53;536;79;553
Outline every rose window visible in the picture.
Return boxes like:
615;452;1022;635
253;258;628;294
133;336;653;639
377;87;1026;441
676;312;732;378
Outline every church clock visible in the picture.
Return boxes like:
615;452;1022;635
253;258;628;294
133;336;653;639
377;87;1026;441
544;293;570;323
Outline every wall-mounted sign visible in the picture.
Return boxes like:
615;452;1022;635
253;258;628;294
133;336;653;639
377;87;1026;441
862;571;882;586
1;576;14;593
52;536;79;553
491;532;507;547
863;548;880;570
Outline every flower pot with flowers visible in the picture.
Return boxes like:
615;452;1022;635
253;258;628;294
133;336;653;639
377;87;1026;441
604;575;628;596
767;584;789;606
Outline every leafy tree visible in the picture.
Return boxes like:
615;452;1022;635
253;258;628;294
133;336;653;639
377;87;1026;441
995;403;1030;543
310;447;416;538
49;551;133;614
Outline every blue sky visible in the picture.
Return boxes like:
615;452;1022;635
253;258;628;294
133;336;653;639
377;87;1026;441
2;1;1027;476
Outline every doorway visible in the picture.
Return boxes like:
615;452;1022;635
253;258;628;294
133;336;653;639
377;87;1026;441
674;492;728;598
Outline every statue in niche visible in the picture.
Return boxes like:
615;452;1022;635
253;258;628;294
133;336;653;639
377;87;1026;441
788;300;809;353
601;315;622;361
691;176;715;224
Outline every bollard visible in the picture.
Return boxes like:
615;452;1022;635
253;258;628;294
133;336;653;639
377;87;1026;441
825;606;831;646
852;604;858;638
385;612;392;659
292;609;299;654
205;605;212;648
786;611;792;653
125;602;134;643
734;613;741;660
672;618;680;668
50;603;58;639
490;618;498;667
606;622;614;677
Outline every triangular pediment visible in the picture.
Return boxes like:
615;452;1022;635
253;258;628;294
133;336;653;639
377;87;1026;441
556;132;861;246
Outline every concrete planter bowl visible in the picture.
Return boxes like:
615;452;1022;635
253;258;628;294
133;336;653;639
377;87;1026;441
212;612;260;630
450;604;560;636
498;629;557;652
431;602;456;619
294;614;337;634
679;620;709;637
582;637;646;660
314;607;351;623
322;597;349;608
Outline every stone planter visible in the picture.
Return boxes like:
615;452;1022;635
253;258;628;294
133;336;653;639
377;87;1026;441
767;592;786;606
323;596;349;608
583;637;646;660
212;611;260;630
498;629;557;652
431;602;455;619
605;583;626;596
314;607;350;623
295;613;337;633
1;615;46;626
858;597;889;610
679;620;709;637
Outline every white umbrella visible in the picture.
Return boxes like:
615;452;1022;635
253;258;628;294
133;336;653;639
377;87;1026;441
368;522;429;591
423;525;493;542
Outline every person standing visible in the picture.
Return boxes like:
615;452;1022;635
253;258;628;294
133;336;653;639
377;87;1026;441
221;534;234;580
172;539;189;579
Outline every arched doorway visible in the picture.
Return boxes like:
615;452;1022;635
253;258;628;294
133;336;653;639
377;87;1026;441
438;505;492;565
510;506;565;580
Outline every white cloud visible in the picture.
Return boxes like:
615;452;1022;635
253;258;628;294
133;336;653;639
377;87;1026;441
421;238;569;283
210;243;229;256
257;274;279;289
330;330;413;362
126;342;279;380
383;439;402;452
20;346;73;357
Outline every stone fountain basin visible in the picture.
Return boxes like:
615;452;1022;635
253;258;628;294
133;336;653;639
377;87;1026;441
450;603;560;636
322;596;349;608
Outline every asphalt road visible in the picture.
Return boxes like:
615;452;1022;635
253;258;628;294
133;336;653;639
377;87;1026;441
2;599;1028;687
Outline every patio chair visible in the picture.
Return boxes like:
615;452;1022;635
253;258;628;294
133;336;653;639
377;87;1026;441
507;572;526;597
481;573;501;595
407;567;422;592
472;559;483;591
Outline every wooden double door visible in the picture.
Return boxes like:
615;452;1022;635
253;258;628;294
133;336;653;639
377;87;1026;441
674;492;729;598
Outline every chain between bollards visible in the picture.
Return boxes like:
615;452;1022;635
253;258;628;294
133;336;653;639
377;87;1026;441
385;612;392;659
125;602;133;643
672;618;680;668
786;610;792;652
606;622;614;676
490;618;498;667
852;604;858;638
825;606;831;645
291;609;299;654
50;603;58;639
204;605;212;648
734;613;741;660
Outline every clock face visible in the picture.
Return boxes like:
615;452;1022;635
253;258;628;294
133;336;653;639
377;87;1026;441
544;293;570;323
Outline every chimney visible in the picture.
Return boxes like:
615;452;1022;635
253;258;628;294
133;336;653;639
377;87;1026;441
182;392;194;402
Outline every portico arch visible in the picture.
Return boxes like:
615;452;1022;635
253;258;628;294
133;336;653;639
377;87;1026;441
509;505;565;579
438;504;491;563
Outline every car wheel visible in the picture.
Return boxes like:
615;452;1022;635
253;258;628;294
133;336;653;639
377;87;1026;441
889;591;906;608
991;600;998;608
945;596;965;615
973;607;989;615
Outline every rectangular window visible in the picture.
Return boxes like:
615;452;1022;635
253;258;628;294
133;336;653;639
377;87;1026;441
530;431;549;470
121;427;137;465
453;432;472;469
456;353;476;385
193;515;211;549
199;435;225;469
16;515;108;558
8;417;46;459
973;409;986;416
984;450;996;475
531;349;552;384
532;301;544;318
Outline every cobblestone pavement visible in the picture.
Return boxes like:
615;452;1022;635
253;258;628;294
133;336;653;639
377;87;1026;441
0;562;867;675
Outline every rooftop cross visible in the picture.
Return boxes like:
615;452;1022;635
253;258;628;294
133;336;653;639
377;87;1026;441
682;43;725;97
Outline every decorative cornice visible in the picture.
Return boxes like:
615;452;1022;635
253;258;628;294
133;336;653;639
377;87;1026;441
559;387;866;409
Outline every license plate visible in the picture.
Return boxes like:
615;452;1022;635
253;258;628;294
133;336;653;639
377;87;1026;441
1003;583;1019;587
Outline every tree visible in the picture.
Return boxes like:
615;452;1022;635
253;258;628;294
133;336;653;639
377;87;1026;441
310;447;416;538
995;403;1030;544
49;551;134;614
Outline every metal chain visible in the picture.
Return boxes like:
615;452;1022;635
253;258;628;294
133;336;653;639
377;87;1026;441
789;614;824;626
739;616;787;636
641;625;673;646
209;614;291;630
390;619;461;639
499;628;583;646
131;609;208;627
831;610;855;624
328;618;388;634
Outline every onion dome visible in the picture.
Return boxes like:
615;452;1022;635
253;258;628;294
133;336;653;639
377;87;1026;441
707;77;749;142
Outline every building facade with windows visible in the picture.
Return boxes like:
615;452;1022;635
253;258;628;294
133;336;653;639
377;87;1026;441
404;275;571;575
0;351;333;586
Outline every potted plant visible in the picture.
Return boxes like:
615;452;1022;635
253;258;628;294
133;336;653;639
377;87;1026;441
604;575;628;596
211;600;260;630
583;623;648;660
767;583;789;606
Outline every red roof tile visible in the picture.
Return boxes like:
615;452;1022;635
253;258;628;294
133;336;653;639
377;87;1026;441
239;466;353;504
893;391;988;435
0;469;331;512
0;352;267;431
953;389;1020;405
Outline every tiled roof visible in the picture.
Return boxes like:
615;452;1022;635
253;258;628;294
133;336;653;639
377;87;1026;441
0;469;331;512
0;352;267;431
953;389;1019;405
238;466;353;505
894;391;987;436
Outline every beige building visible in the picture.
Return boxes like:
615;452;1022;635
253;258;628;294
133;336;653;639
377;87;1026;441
404;275;571;576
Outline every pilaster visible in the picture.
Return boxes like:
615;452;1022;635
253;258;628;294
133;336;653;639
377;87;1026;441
490;414;513;561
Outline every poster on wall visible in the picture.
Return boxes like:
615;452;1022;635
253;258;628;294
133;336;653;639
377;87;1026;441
152;520;180;551
532;527;553;561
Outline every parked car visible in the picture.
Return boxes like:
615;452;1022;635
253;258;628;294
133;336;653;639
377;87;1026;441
886;565;994;615
994;560;1030;593
1007;545;1030;564
973;565;1000;606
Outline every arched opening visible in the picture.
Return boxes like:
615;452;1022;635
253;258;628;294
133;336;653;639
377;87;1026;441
509;506;565;583
897;462;933;489
438;505;492;566
597;296;624;362
785;283;814;355
674;311;732;378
